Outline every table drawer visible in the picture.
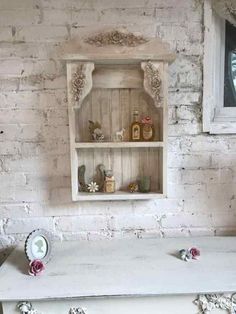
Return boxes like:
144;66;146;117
1;295;211;314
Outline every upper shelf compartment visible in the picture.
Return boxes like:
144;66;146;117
75;86;164;143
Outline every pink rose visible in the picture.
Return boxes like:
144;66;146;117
189;247;200;259
28;260;45;276
141;116;153;125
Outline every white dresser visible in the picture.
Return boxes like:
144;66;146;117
1;237;236;314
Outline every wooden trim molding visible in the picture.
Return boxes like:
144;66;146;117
203;0;236;134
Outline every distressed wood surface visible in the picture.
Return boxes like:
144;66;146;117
2;295;200;314
61;32;176;64
74;142;164;148
92;65;143;89
76;147;161;193
72;86;164;199
75;88;162;142
67;63;80;200
71;190;164;201
1;237;236;301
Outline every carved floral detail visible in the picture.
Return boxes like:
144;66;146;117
145;61;162;103
194;294;236;314
71;66;86;102
85;30;148;47
17;302;38;314
69;307;86;314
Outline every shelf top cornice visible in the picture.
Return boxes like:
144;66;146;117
61;28;176;63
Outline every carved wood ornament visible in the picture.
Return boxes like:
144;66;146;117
71;62;94;108
195;294;236;313
84;30;148;47
71;65;86;102
141;61;162;107
17;302;38;314
17;302;87;314
69;307;86;314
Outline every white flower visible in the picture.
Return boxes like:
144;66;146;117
87;181;99;193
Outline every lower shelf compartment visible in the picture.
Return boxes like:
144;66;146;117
74;191;165;201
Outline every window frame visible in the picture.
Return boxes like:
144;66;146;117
203;0;236;134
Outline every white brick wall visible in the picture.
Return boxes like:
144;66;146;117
0;0;236;265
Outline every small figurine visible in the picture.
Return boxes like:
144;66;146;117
115;128;126;141
93;128;104;141
88;120;104;142
87;181;99;193
104;170;115;193
78;165;87;192
128;182;139;193
96;164;106;191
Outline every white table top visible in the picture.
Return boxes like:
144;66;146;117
0;236;236;301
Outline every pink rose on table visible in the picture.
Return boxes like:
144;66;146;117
28;260;45;276
189;247;200;259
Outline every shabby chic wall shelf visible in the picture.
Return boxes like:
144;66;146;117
63;29;175;201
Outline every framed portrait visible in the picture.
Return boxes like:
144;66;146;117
25;229;52;264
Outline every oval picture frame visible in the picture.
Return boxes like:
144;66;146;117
25;229;52;264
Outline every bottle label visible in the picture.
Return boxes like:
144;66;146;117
142;124;153;140
132;125;141;140
104;180;115;193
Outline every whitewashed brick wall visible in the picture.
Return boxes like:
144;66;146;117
0;0;236;264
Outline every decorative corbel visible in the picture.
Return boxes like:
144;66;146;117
71;62;94;109
141;61;162;107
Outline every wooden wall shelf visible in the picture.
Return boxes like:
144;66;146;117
64;29;175;201
74;142;164;149
73;191;164;201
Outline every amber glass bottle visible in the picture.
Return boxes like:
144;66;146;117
130;111;141;141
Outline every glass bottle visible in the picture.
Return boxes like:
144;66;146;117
130;110;141;141
104;170;115;193
141;116;155;141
